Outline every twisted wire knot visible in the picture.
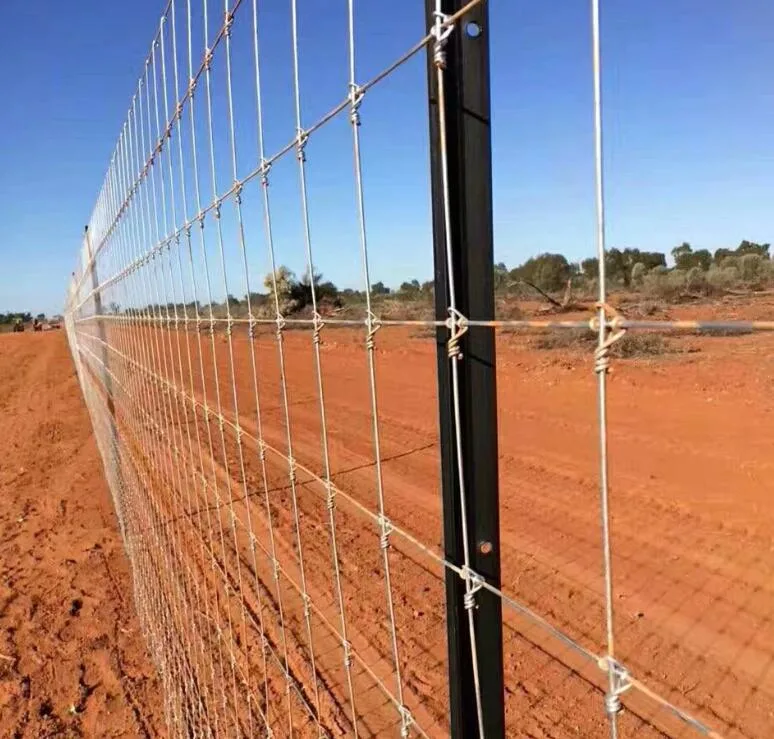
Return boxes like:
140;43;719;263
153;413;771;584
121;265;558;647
275;314;286;338
312;312;324;346
342;640;352;668
446;307;468;359
431;10;453;68
348;83;364;126
295;129;308;162
462;567;484;611
399;706;414;738
599;656;631;717
591;302;627;375
365;311;380;351
325;481;336;511
379;516;394;550
288;457;297;484
259;159;271;187
224;10;234;35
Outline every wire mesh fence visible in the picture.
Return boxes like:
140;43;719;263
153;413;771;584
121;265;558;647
63;0;771;737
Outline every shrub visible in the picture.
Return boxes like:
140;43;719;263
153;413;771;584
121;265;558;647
533;329;670;357
643;269;686;301
613;333;670;357
707;266;739;292
685;266;707;294
720;256;739;272
739;253;764;282
630;262;647;287
695;325;753;337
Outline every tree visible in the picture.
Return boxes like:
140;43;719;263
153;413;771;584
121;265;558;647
510;253;571;292
714;241;770;266
598;248;665;286
581;257;599;280
672;242;693;266
672;242;709;271
737;240;770;258
264;266;297;313
370;281;390;295
264;265;295;296
399;279;421;295
291;268;340;307
493;262;510;291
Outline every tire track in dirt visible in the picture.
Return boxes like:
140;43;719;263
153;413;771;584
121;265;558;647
76;318;774;738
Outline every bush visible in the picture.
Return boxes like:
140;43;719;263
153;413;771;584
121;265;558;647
740;253;764;282
720;255;739;272
533;328;670;357
643;269;686;300
630;262;647;287
685;266;707;294
707;266;739;292
613;333;670;357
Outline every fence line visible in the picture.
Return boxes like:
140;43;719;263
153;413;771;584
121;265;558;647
63;0;755;736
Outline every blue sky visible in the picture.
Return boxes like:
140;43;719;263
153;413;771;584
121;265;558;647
1;1;773;316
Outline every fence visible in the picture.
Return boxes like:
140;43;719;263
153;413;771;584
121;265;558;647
64;0;771;737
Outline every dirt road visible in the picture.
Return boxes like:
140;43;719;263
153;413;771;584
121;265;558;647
64;294;774;738
0;332;165;737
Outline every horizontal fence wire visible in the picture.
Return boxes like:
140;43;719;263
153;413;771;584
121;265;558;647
61;0;756;736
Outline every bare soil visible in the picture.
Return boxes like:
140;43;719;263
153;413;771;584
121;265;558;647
7;292;774;737
0;332;165;737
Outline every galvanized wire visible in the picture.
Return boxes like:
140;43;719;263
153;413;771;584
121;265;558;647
62;0;736;737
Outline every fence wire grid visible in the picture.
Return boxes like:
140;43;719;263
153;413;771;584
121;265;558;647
63;0;770;737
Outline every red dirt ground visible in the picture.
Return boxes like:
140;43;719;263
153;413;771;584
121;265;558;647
20;293;774;737
0;331;165;737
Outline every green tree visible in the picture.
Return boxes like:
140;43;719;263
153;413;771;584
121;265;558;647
672;242;710;271
737;240;770;258
493;262;510;291
510;253;571;292
581;257;599;280
672;243;691;269
399;279;421;295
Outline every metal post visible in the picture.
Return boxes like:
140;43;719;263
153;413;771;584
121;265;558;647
425;2;504;737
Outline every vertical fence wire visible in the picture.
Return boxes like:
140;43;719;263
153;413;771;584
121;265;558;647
589;0;625;736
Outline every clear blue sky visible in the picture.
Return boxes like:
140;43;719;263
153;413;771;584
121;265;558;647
1;0;773;316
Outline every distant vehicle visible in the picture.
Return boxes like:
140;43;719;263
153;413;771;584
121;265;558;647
12;318;24;333
32;318;43;332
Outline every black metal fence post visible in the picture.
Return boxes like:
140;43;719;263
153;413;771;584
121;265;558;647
424;1;504;737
